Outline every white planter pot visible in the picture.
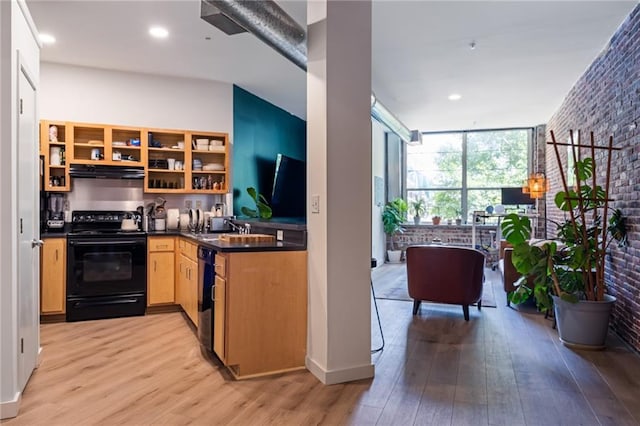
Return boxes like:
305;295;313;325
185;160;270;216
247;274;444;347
552;294;616;350
387;250;402;263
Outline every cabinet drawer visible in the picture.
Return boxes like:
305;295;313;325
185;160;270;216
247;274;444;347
187;241;197;261
149;237;174;252
215;254;226;278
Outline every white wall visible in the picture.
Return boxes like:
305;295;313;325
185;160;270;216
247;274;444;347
41;62;233;132
1;0;40;418
371;120;386;266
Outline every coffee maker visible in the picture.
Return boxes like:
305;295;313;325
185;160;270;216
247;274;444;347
46;193;65;229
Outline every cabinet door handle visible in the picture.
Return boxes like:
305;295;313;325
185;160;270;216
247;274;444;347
158;244;168;249
55;249;58;262
154;260;157;272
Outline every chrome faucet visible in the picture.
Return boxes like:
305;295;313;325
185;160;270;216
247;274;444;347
224;219;243;233
224;219;252;234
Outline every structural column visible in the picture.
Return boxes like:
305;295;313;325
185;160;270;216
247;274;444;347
306;0;374;384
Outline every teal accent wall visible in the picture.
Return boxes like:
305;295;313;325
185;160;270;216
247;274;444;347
233;85;306;216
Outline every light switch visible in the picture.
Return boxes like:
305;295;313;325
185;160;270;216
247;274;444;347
276;230;284;241
311;195;320;213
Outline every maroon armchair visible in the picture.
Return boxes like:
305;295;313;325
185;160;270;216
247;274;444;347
406;245;485;321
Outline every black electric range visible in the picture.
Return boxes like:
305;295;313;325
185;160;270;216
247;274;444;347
66;211;147;322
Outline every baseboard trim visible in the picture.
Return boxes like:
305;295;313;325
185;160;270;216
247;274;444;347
145;304;182;314
0;392;21;420
305;356;375;384
37;346;43;368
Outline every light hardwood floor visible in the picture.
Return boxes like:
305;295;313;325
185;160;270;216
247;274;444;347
6;265;640;425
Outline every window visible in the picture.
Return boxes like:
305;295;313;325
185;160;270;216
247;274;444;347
406;128;531;223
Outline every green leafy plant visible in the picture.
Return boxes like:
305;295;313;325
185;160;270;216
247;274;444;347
410;198;427;218
240;187;272;219
501;150;627;311
382;198;408;250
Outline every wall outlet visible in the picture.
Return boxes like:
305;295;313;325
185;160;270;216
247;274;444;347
311;194;320;214
195;200;202;209
276;230;284;241
185;199;193;209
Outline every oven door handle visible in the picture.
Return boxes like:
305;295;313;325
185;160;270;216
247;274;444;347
72;298;140;308
69;239;146;246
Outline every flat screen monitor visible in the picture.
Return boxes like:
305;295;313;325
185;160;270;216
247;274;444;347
501;187;534;206
271;154;306;218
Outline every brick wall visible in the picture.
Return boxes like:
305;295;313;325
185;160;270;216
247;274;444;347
546;5;640;351
389;223;505;264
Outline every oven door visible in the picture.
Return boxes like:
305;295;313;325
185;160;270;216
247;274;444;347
67;236;147;298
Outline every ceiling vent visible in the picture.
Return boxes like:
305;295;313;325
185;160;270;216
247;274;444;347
200;1;247;35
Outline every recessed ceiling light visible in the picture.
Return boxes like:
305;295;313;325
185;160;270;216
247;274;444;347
39;33;56;45
149;26;169;39
448;94;462;101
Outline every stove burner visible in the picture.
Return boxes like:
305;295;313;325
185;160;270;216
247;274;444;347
70;210;143;234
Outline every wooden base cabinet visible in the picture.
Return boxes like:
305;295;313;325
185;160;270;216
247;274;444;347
41;238;66;315
215;250;307;379
176;238;198;327
147;237;175;306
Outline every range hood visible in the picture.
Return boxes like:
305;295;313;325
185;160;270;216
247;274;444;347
69;164;146;179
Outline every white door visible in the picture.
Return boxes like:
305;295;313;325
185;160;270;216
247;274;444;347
17;60;39;389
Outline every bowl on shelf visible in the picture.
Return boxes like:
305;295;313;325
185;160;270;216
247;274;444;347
203;163;224;171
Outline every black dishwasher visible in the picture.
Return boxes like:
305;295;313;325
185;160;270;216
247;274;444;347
197;246;215;352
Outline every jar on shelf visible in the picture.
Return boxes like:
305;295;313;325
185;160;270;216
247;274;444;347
49;125;58;142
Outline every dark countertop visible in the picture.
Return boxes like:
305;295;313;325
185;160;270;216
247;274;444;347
40;214;307;252
166;230;306;253
40;223;72;237
43;227;306;252
193;237;306;253
233;217;307;231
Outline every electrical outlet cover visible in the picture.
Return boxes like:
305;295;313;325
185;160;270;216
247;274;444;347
195;200;202;209
185;200;193;209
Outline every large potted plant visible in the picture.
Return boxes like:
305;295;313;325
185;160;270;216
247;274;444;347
382;197;408;263
501;131;627;349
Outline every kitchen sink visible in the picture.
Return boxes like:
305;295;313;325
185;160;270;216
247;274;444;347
197;236;220;242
